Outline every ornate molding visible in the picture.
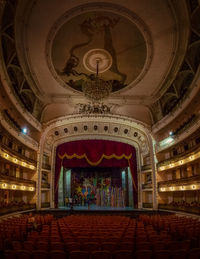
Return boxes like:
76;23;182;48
45;2;153;96
42;114;151;157
0;111;39;151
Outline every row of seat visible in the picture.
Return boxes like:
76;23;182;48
3;248;200;259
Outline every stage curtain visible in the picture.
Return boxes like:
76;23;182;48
55;140;137;207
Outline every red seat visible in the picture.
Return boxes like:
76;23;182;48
69;251;90;259
101;242;116;251
188;248;200;259
65;242;81;251
135;250;152;259
4;250;16;259
171;249;187;259
32;250;49;259
91;250;112;259
50;242;64;250
136;242;151;250
12;241;22;250
35;241;49;251
23;241;34;251
154;250;171;259
49;250;67;259
113;250;133;259
15;249;31;259
82;242;100;252
118;242;134;251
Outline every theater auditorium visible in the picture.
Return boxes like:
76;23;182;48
0;0;200;258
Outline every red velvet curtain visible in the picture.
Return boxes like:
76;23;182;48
55;140;137;207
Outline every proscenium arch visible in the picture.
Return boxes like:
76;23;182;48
37;114;154;209
51;135;140;209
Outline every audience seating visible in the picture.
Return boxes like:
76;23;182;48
1;213;200;258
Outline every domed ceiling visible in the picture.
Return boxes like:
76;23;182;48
1;0;196;126
51;10;147;93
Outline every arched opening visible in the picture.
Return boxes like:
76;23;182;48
55;139;138;209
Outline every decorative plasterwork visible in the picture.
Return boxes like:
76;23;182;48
0;0;44;127
46;2;152;95
42;114;151;158
0;111;39;151
151;1;200;124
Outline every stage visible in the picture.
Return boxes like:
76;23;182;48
58;205;135;211
37;207;173;219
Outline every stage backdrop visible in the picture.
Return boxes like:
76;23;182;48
55;140;138;207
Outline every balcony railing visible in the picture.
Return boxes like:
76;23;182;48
1;144;37;165
0;174;36;186
0;203;36;215
158;175;200;187
42;164;51;170
158;204;200;215
142;183;152;189
41;182;50;189
141;165;152;171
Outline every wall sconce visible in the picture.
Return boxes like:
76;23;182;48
2;183;7;188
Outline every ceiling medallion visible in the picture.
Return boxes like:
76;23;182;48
82;49;112;101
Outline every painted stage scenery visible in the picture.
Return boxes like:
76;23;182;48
58;167;134;210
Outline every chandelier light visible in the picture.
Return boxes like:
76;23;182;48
82;49;112;102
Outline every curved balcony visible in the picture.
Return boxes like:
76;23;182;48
158;175;200;187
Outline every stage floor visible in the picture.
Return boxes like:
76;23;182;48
58;205;136;211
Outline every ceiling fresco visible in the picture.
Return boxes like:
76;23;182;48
51;11;147;93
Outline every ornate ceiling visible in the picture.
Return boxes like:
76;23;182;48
0;0;200;133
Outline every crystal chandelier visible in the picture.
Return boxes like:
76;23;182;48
82;60;112;102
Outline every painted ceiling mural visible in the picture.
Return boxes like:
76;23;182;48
51;11;147;93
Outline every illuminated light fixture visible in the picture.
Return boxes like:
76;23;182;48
2;183;7;188
160;166;165;171
170;187;174;191
22;127;28;134
170;163;174;168
4;153;8;158
82;55;112;102
169;131;174;136
179;160;183;165
13;158;18;163
12;185;16;189
189;155;194;160
30;165;35;170
181;186;185;190
29;187;34;191
161;187;165;192
21;186;25;190
22;162;26;166
192;185;196;189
